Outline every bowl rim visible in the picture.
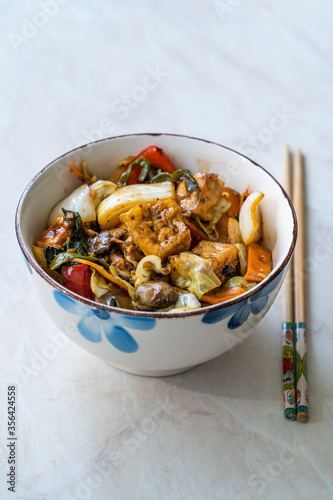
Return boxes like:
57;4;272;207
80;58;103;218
15;132;298;319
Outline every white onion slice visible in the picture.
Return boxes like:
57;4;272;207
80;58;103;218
48;184;96;225
89;180;117;208
239;191;264;245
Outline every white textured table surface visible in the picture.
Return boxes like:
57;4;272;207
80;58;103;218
1;1;333;499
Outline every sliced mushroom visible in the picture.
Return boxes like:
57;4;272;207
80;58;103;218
88;227;126;255
95;284;134;310
136;281;179;310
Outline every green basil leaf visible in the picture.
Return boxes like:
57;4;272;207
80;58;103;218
62;209;89;256
150;172;172;183
183;172;198;192
138;160;151;182
150;169;198;192
169;170;184;181
117;156;151;185
50;252;110;271
170;169;198;192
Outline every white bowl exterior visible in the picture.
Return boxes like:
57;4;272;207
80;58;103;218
27;264;287;375
17;134;295;375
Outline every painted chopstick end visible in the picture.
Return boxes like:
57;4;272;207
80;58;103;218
296;411;309;423
284;409;296;421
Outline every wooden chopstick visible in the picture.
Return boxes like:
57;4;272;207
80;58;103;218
281;146;296;420
281;147;308;422
293;150;308;423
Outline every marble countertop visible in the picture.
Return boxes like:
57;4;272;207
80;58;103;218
1;0;333;498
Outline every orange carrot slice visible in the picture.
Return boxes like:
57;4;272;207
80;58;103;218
70;162;85;181
244;242;272;282
184;218;209;246
201;286;246;304
215;213;229;238
222;187;241;219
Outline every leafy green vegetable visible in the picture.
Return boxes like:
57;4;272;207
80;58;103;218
63;209;89;256
117;157;151;185
150;169;198;192
137;159;151;182
149;172;170;183
49;252;110;271
90;269;111;298
43;246;64;266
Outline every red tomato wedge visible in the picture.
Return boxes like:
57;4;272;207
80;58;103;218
62;264;94;300
118;145;176;185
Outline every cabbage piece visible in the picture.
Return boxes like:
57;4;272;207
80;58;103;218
235;243;248;276
48;184;96;225
211;195;232;224
90;269;110;298
91;265;137;305
223;276;256;291
134;255;171;287
92;261;137;302
89;180;117;208
228;217;243;245
168;292;202;312
194;217;219;241
107;264;137;302
171;252;221;299
31;245;63;284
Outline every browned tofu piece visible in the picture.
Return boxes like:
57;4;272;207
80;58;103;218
176;171;225;221
192;241;237;283
119;200;191;260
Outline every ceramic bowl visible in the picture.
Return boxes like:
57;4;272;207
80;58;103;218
16;134;297;376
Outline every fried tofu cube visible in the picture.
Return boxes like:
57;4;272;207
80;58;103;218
119;200;191;260
176;171;225;222
192;241;238;283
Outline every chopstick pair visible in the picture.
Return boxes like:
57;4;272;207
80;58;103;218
281;146;308;423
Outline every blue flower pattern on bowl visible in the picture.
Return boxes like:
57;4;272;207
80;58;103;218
53;291;156;353
202;272;283;329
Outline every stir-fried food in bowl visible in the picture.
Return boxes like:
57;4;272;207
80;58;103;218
32;145;272;312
